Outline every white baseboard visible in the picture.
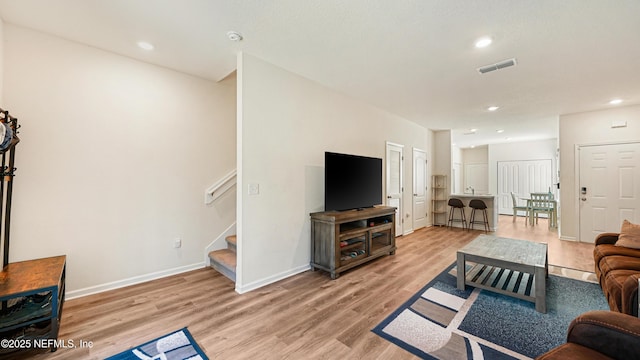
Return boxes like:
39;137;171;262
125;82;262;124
559;235;578;241
235;264;310;294
66;262;205;300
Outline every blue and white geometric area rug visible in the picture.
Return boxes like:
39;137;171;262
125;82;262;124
372;263;608;360
106;328;208;360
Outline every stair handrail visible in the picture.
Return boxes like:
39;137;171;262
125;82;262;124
204;169;237;204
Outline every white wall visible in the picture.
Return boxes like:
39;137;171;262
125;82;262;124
451;145;462;194
433;130;452;192
0;18;3;103
559;105;640;240
236;53;429;292
0;19;4;268
3;25;237;295
462;146;488;164
461;146;488;194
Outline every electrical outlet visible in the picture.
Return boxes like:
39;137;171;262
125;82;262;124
174;238;182;248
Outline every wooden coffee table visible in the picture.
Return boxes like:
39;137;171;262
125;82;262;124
456;234;548;313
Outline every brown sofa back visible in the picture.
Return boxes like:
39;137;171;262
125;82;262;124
594;233;640;316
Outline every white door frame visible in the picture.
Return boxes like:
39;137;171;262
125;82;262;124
386;142;404;236
412;148;427;230
452;162;462;195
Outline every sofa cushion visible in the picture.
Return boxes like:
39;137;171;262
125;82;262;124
595;243;640;260
594;244;640;280
616;219;640;249
598;255;640;277
594;230;640;317
603;269;640;313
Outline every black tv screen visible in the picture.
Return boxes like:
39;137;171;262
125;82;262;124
325;152;382;211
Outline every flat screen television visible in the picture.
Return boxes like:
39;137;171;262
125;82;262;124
325;152;382;211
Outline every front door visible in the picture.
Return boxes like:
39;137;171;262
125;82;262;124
386;142;403;236
579;142;640;243
412;148;427;230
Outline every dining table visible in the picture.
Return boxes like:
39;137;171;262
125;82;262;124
520;194;557;228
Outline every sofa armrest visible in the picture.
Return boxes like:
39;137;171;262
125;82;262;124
567;310;640;359
595;232;620;246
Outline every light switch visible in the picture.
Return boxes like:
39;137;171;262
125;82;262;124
248;183;260;195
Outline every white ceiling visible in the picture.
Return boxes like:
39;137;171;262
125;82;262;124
0;0;639;148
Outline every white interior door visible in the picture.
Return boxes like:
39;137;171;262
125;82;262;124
497;162;519;214
579;142;640;243
497;160;553;215
412;148;427;230
386;142;403;236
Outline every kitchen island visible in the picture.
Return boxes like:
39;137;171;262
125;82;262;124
447;194;498;231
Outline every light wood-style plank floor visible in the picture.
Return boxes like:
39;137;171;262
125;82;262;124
8;215;596;359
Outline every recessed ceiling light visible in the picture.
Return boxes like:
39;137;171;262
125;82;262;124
227;31;243;42
487;106;499;111
137;41;154;50
470;145;476;148
609;99;623;105
496;129;504;133
475;36;493;48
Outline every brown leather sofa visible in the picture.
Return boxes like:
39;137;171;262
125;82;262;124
536;310;640;360
593;232;640;316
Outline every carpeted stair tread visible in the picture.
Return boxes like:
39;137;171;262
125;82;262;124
209;249;236;282
225;235;237;252
209;249;236;270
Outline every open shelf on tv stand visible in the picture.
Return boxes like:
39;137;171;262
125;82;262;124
0;256;66;354
310;206;396;279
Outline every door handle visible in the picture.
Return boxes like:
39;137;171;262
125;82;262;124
387;196;392;199
581;197;587;201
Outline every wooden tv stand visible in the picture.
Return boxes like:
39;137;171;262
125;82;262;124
310;206;396;279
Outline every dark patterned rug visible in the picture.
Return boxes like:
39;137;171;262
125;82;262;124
106;328;208;360
372;263;608;359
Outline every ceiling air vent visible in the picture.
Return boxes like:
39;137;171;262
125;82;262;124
477;58;517;74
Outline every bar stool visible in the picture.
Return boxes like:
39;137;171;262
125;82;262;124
447;198;467;229
468;199;490;232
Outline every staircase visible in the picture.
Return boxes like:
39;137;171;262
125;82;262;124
208;235;237;282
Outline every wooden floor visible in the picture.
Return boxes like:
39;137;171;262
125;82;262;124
495;215;594;272
9;215;595;359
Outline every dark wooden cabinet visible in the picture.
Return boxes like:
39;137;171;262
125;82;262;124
0;256;66;354
310;206;396;279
